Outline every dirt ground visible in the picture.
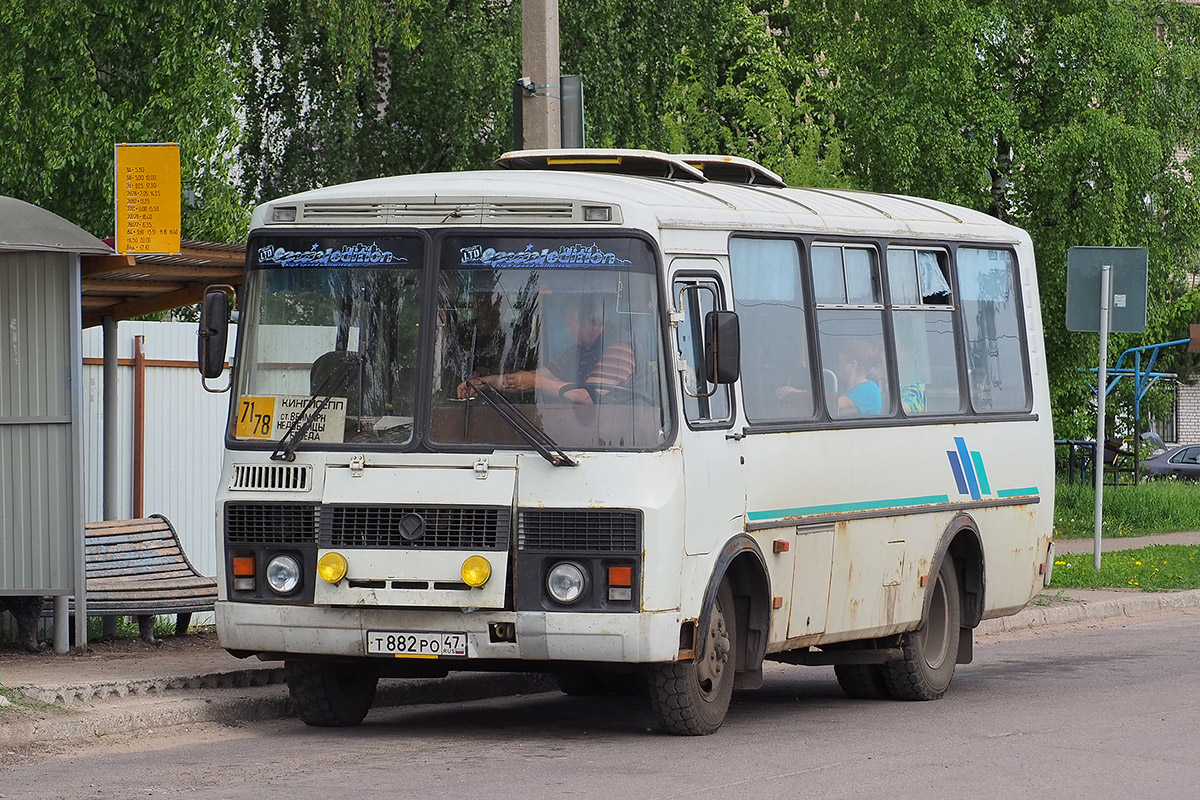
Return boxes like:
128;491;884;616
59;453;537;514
0;628;221;662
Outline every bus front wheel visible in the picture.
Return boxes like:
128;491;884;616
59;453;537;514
647;580;737;735
882;558;961;700
285;659;379;727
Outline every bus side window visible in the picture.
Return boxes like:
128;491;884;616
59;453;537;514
729;238;815;423
673;277;732;425
887;248;962;415
957;248;1030;412
813;244;892;419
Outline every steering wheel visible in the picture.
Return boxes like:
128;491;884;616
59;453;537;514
557;382;654;405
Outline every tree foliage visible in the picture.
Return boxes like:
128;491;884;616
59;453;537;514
0;0;250;241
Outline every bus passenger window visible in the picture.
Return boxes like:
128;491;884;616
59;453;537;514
887;248;962;415
957;248;1030;412
813;244;892;419
729;238;815;423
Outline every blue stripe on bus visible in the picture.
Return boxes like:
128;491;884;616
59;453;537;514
971;450;992;496
747;495;951;522
954;436;981;500
947;451;969;495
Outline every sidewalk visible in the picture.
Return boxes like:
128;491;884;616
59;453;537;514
3;532;1200;747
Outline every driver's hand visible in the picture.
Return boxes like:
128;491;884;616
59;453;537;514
562;387;594;404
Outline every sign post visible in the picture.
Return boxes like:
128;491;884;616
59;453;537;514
114;142;181;255
1066;246;1149;569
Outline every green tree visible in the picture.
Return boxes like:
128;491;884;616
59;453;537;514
239;0;518;202
815;0;1200;439
0;0;250;241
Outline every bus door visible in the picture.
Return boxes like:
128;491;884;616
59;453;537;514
670;263;745;558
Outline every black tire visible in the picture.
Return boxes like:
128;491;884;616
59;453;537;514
285;659;379;727
881;558;961;701
647;580;736;735
834;663;891;699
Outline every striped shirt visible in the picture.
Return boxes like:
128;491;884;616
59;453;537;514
548;339;636;386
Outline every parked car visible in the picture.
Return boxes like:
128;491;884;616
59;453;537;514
1141;443;1200;480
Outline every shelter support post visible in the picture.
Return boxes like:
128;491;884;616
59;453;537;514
101;315;120;638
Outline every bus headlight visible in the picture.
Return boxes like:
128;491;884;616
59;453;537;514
546;562;587;604
318;552;348;584
265;554;302;595
461;555;492;587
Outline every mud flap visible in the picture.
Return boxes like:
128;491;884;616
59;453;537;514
956;626;973;665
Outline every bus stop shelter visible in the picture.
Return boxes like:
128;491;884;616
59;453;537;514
1;194;243;650
1;196;110;650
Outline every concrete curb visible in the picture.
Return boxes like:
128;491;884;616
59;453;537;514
977;588;1200;634
13;667;287;706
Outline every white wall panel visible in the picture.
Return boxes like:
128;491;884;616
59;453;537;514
81;321;237;579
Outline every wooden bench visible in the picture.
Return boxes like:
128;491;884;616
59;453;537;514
84;515;217;641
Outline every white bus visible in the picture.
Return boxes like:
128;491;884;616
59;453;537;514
199;149;1055;735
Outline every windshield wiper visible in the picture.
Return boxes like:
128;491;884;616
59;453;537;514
271;354;361;462
463;377;576;467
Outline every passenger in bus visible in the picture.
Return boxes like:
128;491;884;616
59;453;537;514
457;296;635;404
831;338;883;416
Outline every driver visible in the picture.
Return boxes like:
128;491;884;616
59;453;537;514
458;296;635;404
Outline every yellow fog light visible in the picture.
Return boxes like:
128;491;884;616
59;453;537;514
461;555;492;588
317;552;348;584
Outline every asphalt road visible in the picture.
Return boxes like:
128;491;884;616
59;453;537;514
3;609;1199;800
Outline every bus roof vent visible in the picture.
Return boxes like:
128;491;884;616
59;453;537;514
388;199;578;224
300;202;389;222
497;149;709;182
678;154;787;188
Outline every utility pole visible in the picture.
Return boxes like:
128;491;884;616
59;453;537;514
521;0;561;149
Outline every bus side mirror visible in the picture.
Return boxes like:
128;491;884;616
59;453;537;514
198;286;233;380
703;310;740;384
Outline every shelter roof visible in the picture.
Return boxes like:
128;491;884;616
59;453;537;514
0;196;111;254
80;240;246;329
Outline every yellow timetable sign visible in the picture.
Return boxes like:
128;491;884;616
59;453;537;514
114;142;181;255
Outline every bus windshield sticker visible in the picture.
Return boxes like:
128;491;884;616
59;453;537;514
235;395;347;444
457;242;633;270
255;242;409;268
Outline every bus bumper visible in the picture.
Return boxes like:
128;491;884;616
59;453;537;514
215;601;684;664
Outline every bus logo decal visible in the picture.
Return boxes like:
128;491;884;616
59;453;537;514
947;437;991;500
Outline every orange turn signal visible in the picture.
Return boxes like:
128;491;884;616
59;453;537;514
607;565;633;588
232;556;256;577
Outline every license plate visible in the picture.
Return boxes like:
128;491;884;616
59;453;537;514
365;631;467;658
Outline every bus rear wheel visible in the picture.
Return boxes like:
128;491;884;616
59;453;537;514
882;558;961;700
285;659;379;727
647;580;736;735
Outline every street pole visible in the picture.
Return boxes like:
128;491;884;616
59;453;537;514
521;0;561;149
1093;264;1112;570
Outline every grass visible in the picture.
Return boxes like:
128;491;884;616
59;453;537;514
1049;545;1200;591
1054;477;1200;539
1051;478;1200;590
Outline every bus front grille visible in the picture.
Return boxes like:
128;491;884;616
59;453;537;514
517;509;641;553
225;503;319;544
322;505;511;550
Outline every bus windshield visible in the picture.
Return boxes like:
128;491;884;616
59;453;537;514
431;235;672;451
233;235;424;448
